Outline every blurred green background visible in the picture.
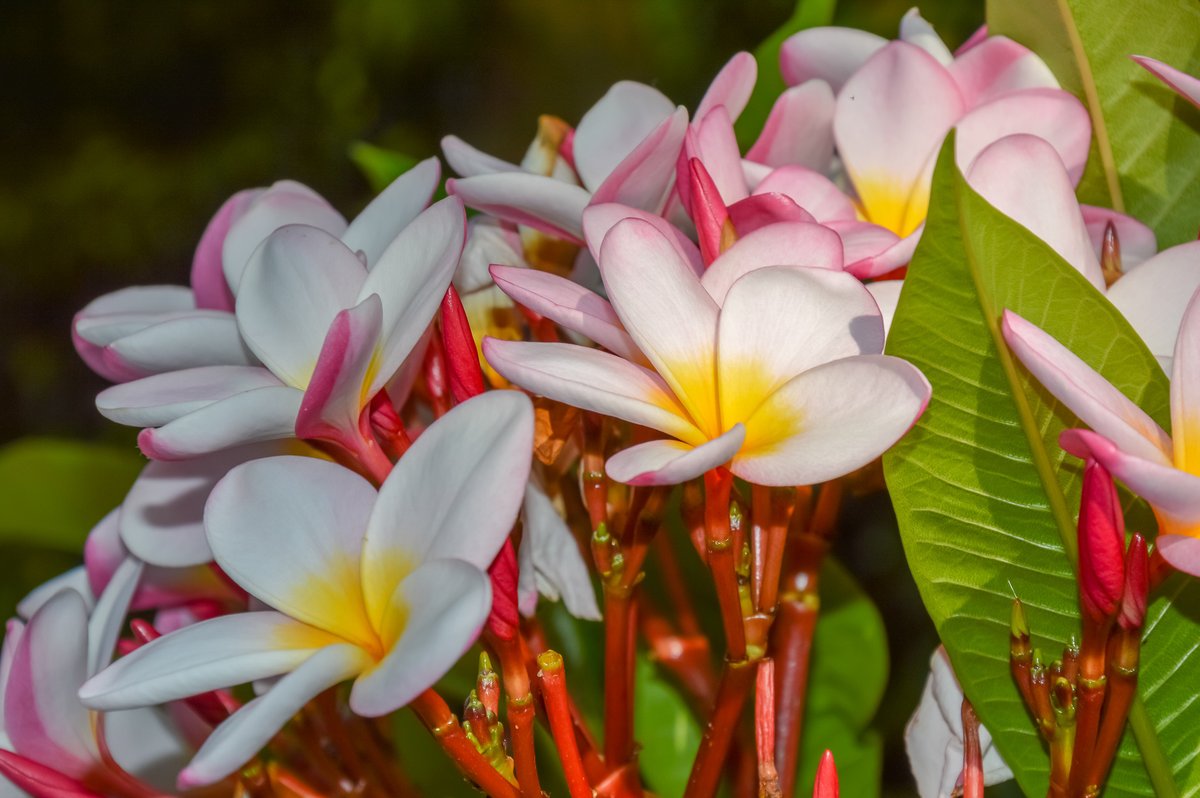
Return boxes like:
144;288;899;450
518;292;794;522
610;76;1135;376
0;1;996;794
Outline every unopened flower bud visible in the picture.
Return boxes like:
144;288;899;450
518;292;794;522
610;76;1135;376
0;750;102;798
1100;221;1122;287
440;285;485;404
477;652;500;717
813;750;838;798
1119;533;1149;631
1077;460;1126;623
486;539;521;641
686;158;732;266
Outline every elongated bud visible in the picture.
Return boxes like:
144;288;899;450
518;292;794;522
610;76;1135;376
1011;598;1030;647
686;158;733;266
1100;221;1122;287
440;286;485;403
486;540;520;641
1120;533;1149;631
0;750;103;798
813;750;838;798
1077;460;1125;623
477;652;500;717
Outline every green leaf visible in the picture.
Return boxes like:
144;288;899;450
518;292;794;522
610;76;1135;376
635;653;703;797
348;142;420;194
734;0;838;150
986;0;1200;246
0;437;143;552
883;132;1198;796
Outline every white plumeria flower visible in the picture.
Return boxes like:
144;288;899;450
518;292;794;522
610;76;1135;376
73;161;441;383
905;647;1013;797
80;391;535;788
485;216;930;486
1002;291;1200;575
966;133;1197;370
517;482;601;621
93;195;465;466
1;559;194;797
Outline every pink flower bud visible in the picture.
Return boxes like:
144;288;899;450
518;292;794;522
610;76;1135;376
440;286;485;403
486;539;521;641
0;750;103;798
686;158;730;266
1119;533;1149;631
813;750;838;798
1078;460;1126;623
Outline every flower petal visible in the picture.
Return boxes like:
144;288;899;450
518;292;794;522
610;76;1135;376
1106;241;1200;367
835;42;965;237
965;134;1103;290
520;484;600;620
206;456;377;646
746;81;836;170
222;181;348;294
350;559;491;716
607;426;746;486
697;52;757;123
138;385;303;461
1156;535;1200;578
441;135;522;178
573;82;675;192
192;190;260;312
358;196;465;396
295;296;383;446
582;203;703;276
237;225;368;389
1131;55;1200;110
448;173;589;243
96;366;283;428
955;88;1092;186
342;158;440;267
734;355;930;486
899;9;953;65
751;165;856;222
726;193;816;236
489;265;642;362
105;312;255;375
701;223;845;305
1171;288;1200;475
1080;205;1157;270
361;392;532;631
780;28;887;93
178;644;368;788
1001;310;1172;463
866;279;904;340
683;106;747;204
599;218;721;436
483;339;701;444
87;556;143;675
949;36;1058;107
80;612;342;711
591;107;689;213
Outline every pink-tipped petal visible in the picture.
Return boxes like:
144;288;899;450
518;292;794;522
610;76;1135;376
726;193;816;237
685;158;731;266
1131;55;1200;110
1107;242;1200;367
683;106;747;205
573;82;675;192
448;173;589;243
137;384;303;460
582;203;703;275
697;52;757;123
483;338;701;444
104;311;254;375
828;221;901;276
735;355;930;486
295;296;383;447
95;365;282;428
835;42;965;238
1002;310;1172;463
1156;535;1200;577
746;81;836;170
361;392;532;631
1080;206;1158;270
178;644;367;788
780;28;887;92
591;106;689;213
440;135;522;178
350;560;491;716
192;189;260;312
0;750;103;798
949;36;1058;107
359;196;465;397
606;426;746;486
342;157;440;267
701;223;845;305
222;181;348;294
955;88;1092;186
966;134;1103;290
1171;288;1200;474
489;265;642;362
752;165;856;222
73;287;196;382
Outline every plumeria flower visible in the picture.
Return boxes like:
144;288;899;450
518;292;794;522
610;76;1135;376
967;133;1198;369
776;9;1088;277
74;162;441;383
485;216;930;486
92;196;465;473
518;481;601;621
1;558;194;797
80;391;535;787
443;53;757;245
1001;291;1200;575
905;648;1013;797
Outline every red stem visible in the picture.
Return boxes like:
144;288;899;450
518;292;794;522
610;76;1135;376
487;633;541;798
756;660;782;798
538;651;593;798
409;690;520;798
961;699;984;798
705;469;746;660
683;659;755;798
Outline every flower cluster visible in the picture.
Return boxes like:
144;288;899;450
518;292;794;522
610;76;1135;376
4;6;1199;798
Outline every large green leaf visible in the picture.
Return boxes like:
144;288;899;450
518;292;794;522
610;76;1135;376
0;437;143;551
986;0;1200;247
734;0;838;150
883;132;1200;796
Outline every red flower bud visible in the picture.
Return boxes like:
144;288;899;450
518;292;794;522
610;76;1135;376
686;158;731;266
486;539;520;641
813;750;838;798
1077;460;1125;622
0;750;103;798
1120;533;1149;631
440;286;485;403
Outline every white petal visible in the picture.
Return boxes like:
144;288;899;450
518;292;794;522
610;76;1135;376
448;173;590;243
106;312;255;374
138;385;303;460
87;556;143;675
701;222;846;304
441;135;523;177
780;28;888;93
746;81;835;170
582;203;703;276
899;9;953;65
342;158;440;266
573;81;675;192
866;279;904;340
696;51;757;123
1171;288;1200;475
104;707;193;791
96;366;282;427
17;566;94;620
520;484;600;620
1107;241;1200;366
607;426;746;486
